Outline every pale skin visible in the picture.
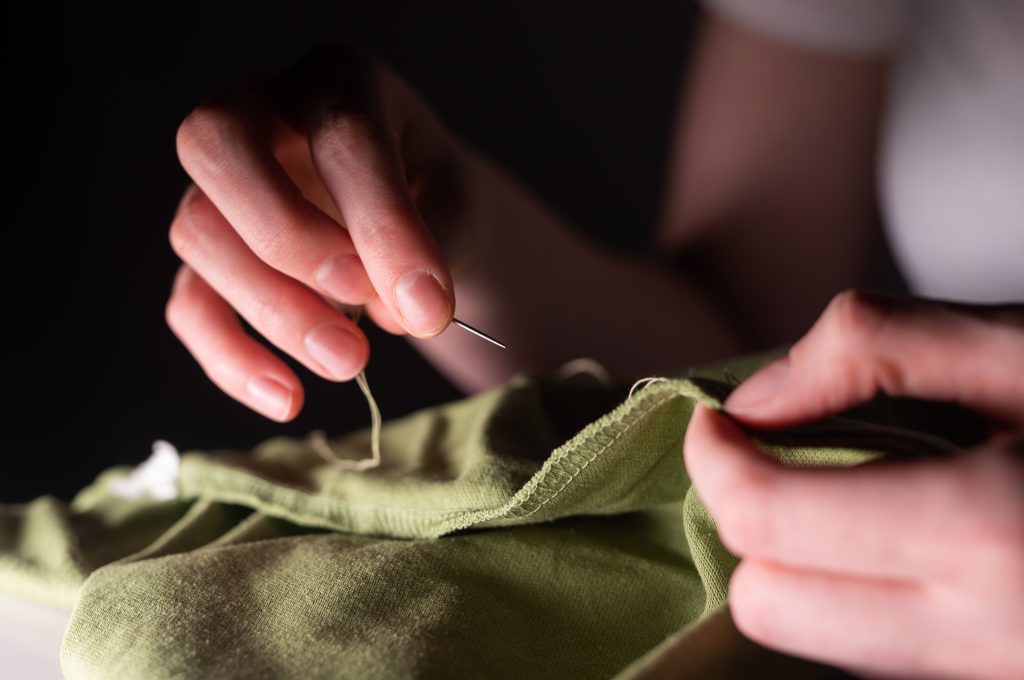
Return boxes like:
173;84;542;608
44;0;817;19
165;12;1022;679
687;291;1024;679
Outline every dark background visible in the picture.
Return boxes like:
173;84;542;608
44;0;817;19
3;2;699;500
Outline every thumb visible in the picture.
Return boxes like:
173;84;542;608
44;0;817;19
724;291;1024;428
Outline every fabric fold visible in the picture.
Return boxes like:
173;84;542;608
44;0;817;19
0;360;966;679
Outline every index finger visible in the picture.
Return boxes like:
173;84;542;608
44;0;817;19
278;47;455;338
724;292;1024;427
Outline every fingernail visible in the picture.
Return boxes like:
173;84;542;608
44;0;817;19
246;375;293;421
304;325;366;380
316;254;374;304
724;357;791;412
394;270;452;336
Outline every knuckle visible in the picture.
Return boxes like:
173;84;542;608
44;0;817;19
247;291;291;337
315;111;382;160
351;220;392;251
164;267;207;337
168;214;199;260
176;103;240;170
167;195;215;262
164;286;192;336
249;225;296;270
809;289;905;397
824;289;892;348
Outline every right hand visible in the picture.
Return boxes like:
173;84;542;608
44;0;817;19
166;45;470;421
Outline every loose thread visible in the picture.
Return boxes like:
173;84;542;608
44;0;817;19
554;358;614;387
309;303;383;471
628;376;668;399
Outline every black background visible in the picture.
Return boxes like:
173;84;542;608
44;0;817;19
3;2;699;500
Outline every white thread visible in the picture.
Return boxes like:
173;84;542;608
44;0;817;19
554;357;614;386
309;369;382;471
310;302;383;471
628;376;668;399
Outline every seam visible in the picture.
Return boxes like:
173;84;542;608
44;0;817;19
486;392;680;522
177;379;709;536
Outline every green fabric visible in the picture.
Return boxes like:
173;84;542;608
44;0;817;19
0;360;960;679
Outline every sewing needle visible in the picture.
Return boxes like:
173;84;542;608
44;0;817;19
452;318;506;349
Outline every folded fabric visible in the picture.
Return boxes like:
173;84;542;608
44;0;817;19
0;358;962;679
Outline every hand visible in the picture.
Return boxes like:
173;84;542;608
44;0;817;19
166;45;470;421
684;291;1024;679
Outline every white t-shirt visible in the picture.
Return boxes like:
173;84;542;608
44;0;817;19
705;0;1024;303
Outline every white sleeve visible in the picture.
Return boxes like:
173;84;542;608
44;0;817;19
702;0;909;56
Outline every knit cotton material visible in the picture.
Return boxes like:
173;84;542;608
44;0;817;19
0;359;960;679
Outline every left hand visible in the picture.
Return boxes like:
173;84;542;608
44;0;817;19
684;291;1024;679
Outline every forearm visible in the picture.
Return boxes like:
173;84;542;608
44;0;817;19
412;143;747;392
